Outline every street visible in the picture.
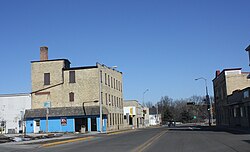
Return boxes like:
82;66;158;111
0;125;250;152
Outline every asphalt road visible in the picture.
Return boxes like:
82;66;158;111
1;126;250;152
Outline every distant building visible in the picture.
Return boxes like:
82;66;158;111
227;88;250;127
149;107;161;126
143;107;150;127
0;94;31;134
213;68;250;126
123;100;144;129
25;47;124;133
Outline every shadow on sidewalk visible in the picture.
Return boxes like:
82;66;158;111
168;125;250;135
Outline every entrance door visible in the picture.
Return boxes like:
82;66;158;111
34;120;40;133
91;118;97;131
75;118;88;132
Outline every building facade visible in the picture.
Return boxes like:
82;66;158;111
227;88;250;127
213;68;250;126
0;94;31;134
123;100;145;129
25;47;124;133
143;107;150;127
149;107;161;126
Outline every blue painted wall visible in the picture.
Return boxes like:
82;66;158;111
40;117;75;132
26;120;34;133
25;115;107;133
97;117;107;132
88;118;91;131
26;117;75;133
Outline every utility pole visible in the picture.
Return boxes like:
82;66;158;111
142;89;149;106
195;77;212;126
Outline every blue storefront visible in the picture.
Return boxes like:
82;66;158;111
25;106;108;133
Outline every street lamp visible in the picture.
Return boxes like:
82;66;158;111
195;77;212;126
142;89;149;106
82;100;99;115
245;45;250;66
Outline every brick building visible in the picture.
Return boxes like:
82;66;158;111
213;68;250;126
25;47;124;133
227;88;250;127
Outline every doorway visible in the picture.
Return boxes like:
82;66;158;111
34;119;40;133
75;118;88;132
91;117;97;131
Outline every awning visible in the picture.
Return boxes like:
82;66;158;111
24;106;109;119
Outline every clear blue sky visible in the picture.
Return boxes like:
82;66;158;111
0;0;250;103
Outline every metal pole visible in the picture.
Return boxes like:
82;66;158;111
205;79;213;126
46;108;49;133
99;67;103;133
143;89;149;106
195;77;212;127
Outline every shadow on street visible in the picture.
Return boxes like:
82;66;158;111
168;125;250;135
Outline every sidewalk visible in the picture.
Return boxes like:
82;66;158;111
0;132;99;145
0;127;139;146
216;126;250;134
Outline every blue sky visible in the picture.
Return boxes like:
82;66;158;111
0;0;250;103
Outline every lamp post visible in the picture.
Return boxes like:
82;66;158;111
195;77;212;126
142;89;149;106
245;45;250;66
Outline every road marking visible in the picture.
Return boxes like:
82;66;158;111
107;129;137;136
132;130;167;152
41;136;94;148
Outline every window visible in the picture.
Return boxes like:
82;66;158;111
111;77;113;88
100;70;103;83
111;95;113;106
69;71;75;83
233;107;237;117
114;78;116;89
117;97;119;107
110;113;112;126
244;90;249;98
121;83;123;92
69;92;74;102
105;73;107;85
44;73;50;85
116;80;118;90
240;107;244;117
35;120;40;126
118;81;120;91
109;94;111;105
105;93;108;105
101;92;103;104
113;113;115;125
108;75;110;86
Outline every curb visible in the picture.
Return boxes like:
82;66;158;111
41;136;95;147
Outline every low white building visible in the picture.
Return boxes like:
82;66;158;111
143;107;150;127
0;94;31;134
149;114;161;126
149;107;161;126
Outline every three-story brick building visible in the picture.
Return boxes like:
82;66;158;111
25;47;124;133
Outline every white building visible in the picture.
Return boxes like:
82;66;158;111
0;94;31;134
149;107;161;126
149;114;161;126
143;107;150;127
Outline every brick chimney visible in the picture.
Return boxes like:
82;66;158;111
216;70;220;77
40;46;48;61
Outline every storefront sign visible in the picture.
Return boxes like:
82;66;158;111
61;118;67;126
